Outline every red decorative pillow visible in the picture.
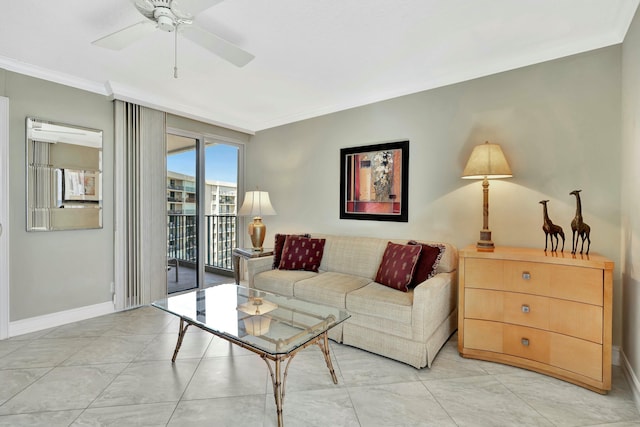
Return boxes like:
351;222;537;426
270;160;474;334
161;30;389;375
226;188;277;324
374;242;422;292
408;240;446;286
278;236;326;272
273;233;310;269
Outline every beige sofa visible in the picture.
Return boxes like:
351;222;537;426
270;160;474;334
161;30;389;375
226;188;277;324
246;234;458;368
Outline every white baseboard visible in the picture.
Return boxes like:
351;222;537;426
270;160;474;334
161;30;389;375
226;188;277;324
8;301;115;338
621;350;640;412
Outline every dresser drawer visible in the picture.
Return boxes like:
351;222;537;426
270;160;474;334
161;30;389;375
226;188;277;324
550;265;603;306
550;334;602;381
463;319;503;353
465;320;551;365
504;261;551;296
466;288;550;330
504;324;550;364
549;299;603;343
503;292;549;329
464;319;603;381
465;258;504;290
465;288;503;321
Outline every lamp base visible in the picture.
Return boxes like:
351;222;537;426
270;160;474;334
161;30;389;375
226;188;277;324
476;229;495;252
248;217;266;251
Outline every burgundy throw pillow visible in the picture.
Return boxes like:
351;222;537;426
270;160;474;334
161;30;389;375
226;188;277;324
374;242;422;292
273;233;310;269
278;236;326;272
408;240;446;286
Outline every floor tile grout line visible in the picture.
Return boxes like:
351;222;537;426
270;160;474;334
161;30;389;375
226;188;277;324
492;373;559;427
164;325;219;426
66;320;177;425
417;380;461;427
0;365;56;415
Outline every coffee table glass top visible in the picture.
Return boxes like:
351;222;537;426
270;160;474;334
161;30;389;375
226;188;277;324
152;284;350;355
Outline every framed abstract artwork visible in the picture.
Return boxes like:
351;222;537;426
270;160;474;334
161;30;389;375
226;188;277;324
340;140;409;222
63;169;100;202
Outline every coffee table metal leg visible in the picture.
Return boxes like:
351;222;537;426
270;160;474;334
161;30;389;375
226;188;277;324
262;354;296;427
316;332;338;384
171;318;191;363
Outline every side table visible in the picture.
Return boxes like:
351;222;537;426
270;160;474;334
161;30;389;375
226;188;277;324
232;247;274;285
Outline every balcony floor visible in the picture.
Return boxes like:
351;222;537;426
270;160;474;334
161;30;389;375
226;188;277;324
167;264;233;294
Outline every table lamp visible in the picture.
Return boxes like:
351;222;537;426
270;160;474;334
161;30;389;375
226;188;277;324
462;141;512;251
237;190;277;251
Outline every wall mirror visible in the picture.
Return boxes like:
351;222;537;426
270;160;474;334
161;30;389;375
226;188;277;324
26;117;103;231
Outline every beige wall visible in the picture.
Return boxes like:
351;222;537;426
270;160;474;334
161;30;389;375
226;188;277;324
248;46;623;345
1;70;114;320
622;7;640;394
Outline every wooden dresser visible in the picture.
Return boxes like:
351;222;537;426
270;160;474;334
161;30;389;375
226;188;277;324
458;245;614;393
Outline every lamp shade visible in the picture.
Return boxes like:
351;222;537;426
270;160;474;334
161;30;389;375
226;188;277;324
237;191;277;217
243;315;271;336
462;142;512;179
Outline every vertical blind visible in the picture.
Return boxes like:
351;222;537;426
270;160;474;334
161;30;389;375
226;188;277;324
28;140;54;230
114;101;167;309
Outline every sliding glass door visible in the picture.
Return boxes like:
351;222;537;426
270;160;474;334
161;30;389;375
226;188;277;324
166;132;240;293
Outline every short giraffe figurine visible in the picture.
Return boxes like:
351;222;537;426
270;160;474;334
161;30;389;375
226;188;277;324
570;190;591;255
539;200;564;252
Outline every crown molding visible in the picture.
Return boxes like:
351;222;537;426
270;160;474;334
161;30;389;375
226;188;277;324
105;81;255;135
0;56;108;96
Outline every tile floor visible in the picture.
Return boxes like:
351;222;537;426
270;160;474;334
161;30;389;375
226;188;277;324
0;306;639;426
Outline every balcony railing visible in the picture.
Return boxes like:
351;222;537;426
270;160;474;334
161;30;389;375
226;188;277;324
167;214;237;271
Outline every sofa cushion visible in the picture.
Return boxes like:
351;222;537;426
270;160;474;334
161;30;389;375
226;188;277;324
408;240;446;286
279;236;326;272
374;242;422;292
312;234;390;279
273;233;310;269
253;269;318;296
346;282;414;326
294;272;372;308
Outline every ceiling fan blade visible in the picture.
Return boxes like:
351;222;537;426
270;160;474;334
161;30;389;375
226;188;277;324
131;0;155;13
92;21;157;50
171;0;224;19
181;24;254;67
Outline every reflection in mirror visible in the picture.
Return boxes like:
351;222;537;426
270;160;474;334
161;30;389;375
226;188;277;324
26;117;103;231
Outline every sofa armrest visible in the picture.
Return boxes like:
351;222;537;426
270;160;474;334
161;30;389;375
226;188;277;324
246;256;275;287
411;271;457;341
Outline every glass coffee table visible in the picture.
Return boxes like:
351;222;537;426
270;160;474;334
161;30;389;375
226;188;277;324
152;283;350;427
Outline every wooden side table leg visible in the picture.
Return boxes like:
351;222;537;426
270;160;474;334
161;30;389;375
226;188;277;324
233;253;241;285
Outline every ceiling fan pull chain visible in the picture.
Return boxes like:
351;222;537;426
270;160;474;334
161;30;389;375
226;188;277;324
174;24;179;79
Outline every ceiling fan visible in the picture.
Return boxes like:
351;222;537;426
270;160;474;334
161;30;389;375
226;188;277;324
92;0;254;77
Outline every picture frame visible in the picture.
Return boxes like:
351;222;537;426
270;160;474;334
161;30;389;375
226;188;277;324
340;140;409;222
63;169;100;202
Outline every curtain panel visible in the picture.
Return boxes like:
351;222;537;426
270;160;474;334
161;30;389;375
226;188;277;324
114;101;167;309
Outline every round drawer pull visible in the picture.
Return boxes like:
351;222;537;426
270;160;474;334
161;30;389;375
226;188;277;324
521;338;530;347
522;272;531;280
521;305;530;313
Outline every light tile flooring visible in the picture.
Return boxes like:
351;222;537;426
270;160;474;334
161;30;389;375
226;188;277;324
0;306;639;427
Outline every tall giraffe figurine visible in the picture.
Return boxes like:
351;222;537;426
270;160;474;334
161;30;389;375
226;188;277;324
539;200;564;252
570;190;591;255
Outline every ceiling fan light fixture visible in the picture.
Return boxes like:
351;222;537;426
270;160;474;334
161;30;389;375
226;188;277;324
154;8;176;31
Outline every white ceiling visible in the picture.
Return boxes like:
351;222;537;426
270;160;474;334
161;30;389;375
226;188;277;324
1;0;638;134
